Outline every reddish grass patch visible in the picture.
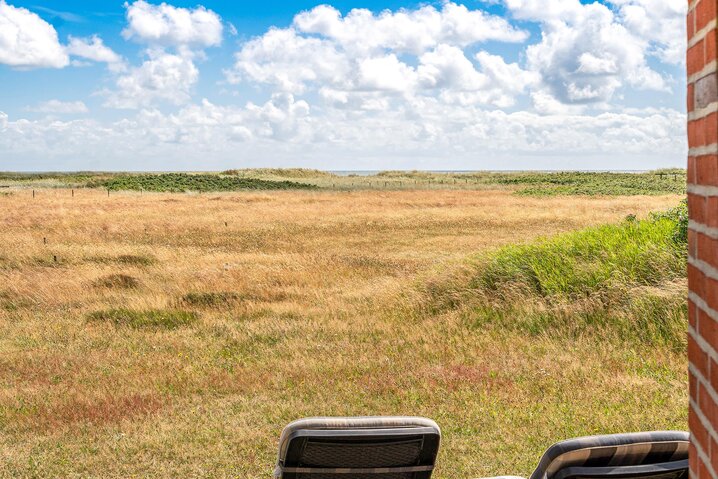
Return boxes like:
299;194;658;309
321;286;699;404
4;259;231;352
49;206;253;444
428;364;514;391
29;393;164;431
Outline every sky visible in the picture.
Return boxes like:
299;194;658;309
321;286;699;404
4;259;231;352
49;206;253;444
0;0;687;171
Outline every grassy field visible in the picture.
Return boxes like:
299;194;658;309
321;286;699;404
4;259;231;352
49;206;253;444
0;169;686;196
0;185;687;478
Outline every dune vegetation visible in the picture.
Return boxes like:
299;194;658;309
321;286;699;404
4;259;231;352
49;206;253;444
0;169;686;196
0;185;687;478
89;173;315;192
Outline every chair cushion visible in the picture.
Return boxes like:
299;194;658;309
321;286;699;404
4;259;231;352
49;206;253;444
274;416;441;479
529;431;689;479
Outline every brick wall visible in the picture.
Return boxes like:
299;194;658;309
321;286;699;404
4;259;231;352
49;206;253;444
688;1;718;479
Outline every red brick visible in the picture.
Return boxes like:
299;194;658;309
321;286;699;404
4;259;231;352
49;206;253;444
698;232;718;270
691;264;718;312
700;383;717;426
710;435;718;474
701;308;718;348
690;113;718;147
693;406;711;454
698;461;713;479
691;440;699;478
690;9;697;41
698;117;708;146
708;197;718;228
711;356;718;395
694;368;701;401
691;82;697;113
691;262;707;299
696;154;718;186
691;333;711;377
707;274;718;311
690;193;708;224
697;0;718;32
706;113;718;146
690;39;707;76
706;31;717;66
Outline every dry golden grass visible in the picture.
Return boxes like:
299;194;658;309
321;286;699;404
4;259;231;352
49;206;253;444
0;188;686;478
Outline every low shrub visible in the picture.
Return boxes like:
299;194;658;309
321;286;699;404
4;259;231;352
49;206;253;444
89;173;316;192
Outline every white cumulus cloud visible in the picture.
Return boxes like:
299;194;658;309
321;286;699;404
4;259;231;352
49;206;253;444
228;2;536;108
506;0;670;106
104;1;224;109
293;3;527;56
0;0;68;68
228;28;350;93
66;35;125;71
122;0;223;47
608;0;686;64
104;51;198;109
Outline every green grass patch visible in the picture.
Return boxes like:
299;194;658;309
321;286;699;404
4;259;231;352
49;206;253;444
476;214;685;298
418;201;688;350
86;254;156;267
180;291;239;308
0;171;106;182
483;171;685;196
89;173;316;192
367;170;685;195
116;254;156;266
87;308;198;330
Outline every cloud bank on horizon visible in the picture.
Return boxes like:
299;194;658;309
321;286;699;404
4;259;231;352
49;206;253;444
0;0;687;171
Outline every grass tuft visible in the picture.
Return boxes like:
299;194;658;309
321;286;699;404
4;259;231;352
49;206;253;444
0;291;31;311
93;274;141;289
180;291;239;308
87;254;156;267
116;254;156;266
87;308;198;330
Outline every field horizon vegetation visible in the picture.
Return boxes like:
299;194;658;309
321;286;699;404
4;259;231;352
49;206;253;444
0;170;688;478
0;168;686;196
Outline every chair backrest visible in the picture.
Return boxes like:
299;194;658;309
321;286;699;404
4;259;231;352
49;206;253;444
274;416;441;479
528;431;689;479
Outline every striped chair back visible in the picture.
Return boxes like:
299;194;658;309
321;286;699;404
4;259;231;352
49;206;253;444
529;431;689;479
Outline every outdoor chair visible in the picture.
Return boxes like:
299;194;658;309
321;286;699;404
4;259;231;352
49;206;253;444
273;416;441;478
484;431;689;479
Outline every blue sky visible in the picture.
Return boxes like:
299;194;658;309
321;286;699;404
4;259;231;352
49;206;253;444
0;0;687;171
